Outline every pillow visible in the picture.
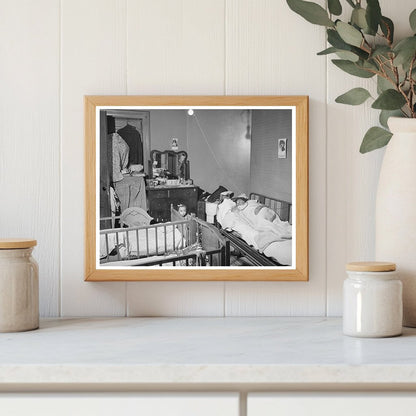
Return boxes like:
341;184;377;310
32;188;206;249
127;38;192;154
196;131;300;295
216;198;236;226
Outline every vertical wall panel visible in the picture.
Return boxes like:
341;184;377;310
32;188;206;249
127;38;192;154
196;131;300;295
126;0;225;95
61;0;127;316
0;1;60;316
326;0;416;316
224;0;327;316
125;0;226;316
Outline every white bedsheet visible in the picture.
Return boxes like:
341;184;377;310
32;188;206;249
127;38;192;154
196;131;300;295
217;198;293;265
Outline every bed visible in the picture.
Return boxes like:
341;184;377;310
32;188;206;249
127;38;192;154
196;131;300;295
99;207;230;267
215;193;293;266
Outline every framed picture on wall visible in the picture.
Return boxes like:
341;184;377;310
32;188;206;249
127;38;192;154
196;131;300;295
84;96;309;281
278;138;287;159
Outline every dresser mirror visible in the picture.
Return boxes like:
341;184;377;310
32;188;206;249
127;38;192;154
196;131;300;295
149;150;190;180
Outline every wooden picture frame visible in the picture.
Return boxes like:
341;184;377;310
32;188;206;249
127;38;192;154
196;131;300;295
85;96;308;281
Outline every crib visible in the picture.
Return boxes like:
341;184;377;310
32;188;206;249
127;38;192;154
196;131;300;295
99;207;230;267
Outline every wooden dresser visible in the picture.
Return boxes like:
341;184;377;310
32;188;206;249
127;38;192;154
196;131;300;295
146;185;199;222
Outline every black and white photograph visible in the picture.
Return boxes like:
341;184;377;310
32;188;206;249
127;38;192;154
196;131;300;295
98;107;294;269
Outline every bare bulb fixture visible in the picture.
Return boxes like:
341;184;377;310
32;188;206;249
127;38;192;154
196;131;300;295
187;109;194;116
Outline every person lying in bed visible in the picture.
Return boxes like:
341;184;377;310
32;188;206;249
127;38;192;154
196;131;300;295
230;194;291;238
217;195;292;265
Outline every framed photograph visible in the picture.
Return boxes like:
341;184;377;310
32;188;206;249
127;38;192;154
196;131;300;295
85;96;308;281
278;138;287;159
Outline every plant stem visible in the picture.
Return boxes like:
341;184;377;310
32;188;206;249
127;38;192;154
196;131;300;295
409;56;416;117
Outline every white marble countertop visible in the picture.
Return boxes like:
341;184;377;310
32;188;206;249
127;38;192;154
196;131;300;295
1;317;416;389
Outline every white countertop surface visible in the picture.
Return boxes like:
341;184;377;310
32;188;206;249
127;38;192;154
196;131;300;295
1;317;416;388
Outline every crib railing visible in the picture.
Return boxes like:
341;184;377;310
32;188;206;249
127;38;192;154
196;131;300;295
99;216;230;266
130;247;226;267
100;217;191;263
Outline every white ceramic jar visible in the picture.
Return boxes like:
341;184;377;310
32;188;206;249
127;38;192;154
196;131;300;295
343;262;402;338
0;239;39;332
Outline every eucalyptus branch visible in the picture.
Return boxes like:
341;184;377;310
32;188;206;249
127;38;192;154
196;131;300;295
390;59;400;86
362;37;373;53
286;0;416;151
397;81;413;117
375;58;399;89
409;56;416;117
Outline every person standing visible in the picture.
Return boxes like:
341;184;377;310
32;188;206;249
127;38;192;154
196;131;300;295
111;132;147;213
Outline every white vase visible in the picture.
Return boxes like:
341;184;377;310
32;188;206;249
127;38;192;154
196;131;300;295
375;117;416;327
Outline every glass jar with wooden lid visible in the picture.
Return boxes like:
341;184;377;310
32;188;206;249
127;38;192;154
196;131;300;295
343;261;402;338
0;239;39;332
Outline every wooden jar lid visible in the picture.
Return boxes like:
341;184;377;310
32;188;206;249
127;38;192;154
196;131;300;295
0;239;37;249
346;261;396;272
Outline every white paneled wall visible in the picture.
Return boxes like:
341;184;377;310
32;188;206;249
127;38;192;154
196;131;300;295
61;0;127;316
0;0;61;316
1;0;413;317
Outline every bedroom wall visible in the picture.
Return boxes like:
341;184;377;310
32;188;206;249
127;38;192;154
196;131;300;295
187;110;251;195
1;0;414;317
149;109;251;195
250;110;292;203
149;110;188;153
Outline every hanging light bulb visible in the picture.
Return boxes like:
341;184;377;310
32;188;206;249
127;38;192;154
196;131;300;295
187;109;194;116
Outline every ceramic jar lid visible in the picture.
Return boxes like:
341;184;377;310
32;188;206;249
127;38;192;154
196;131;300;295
0;239;37;249
346;261;396;272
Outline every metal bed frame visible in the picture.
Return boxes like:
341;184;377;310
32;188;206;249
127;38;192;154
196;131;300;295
218;192;292;267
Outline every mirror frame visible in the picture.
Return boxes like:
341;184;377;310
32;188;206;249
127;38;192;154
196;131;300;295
85;95;308;281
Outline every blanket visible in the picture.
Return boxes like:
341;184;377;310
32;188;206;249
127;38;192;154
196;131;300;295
218;198;292;254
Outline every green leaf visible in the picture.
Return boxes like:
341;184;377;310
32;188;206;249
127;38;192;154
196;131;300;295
393;36;416;71
380;16;394;44
379;110;402;129
317;46;358;61
332;59;375;78
336;21;363;47
287;0;334;27
372;89;407;110
351;7;369;32
335;87;371;105
377;75;393;94
327;29;369;59
327;29;348;49
360;127;392;153
371;46;392;58
410;9;416;32
328;0;342;16
335;50;359;62
362;59;379;72
366;0;382;35
317;47;338;55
